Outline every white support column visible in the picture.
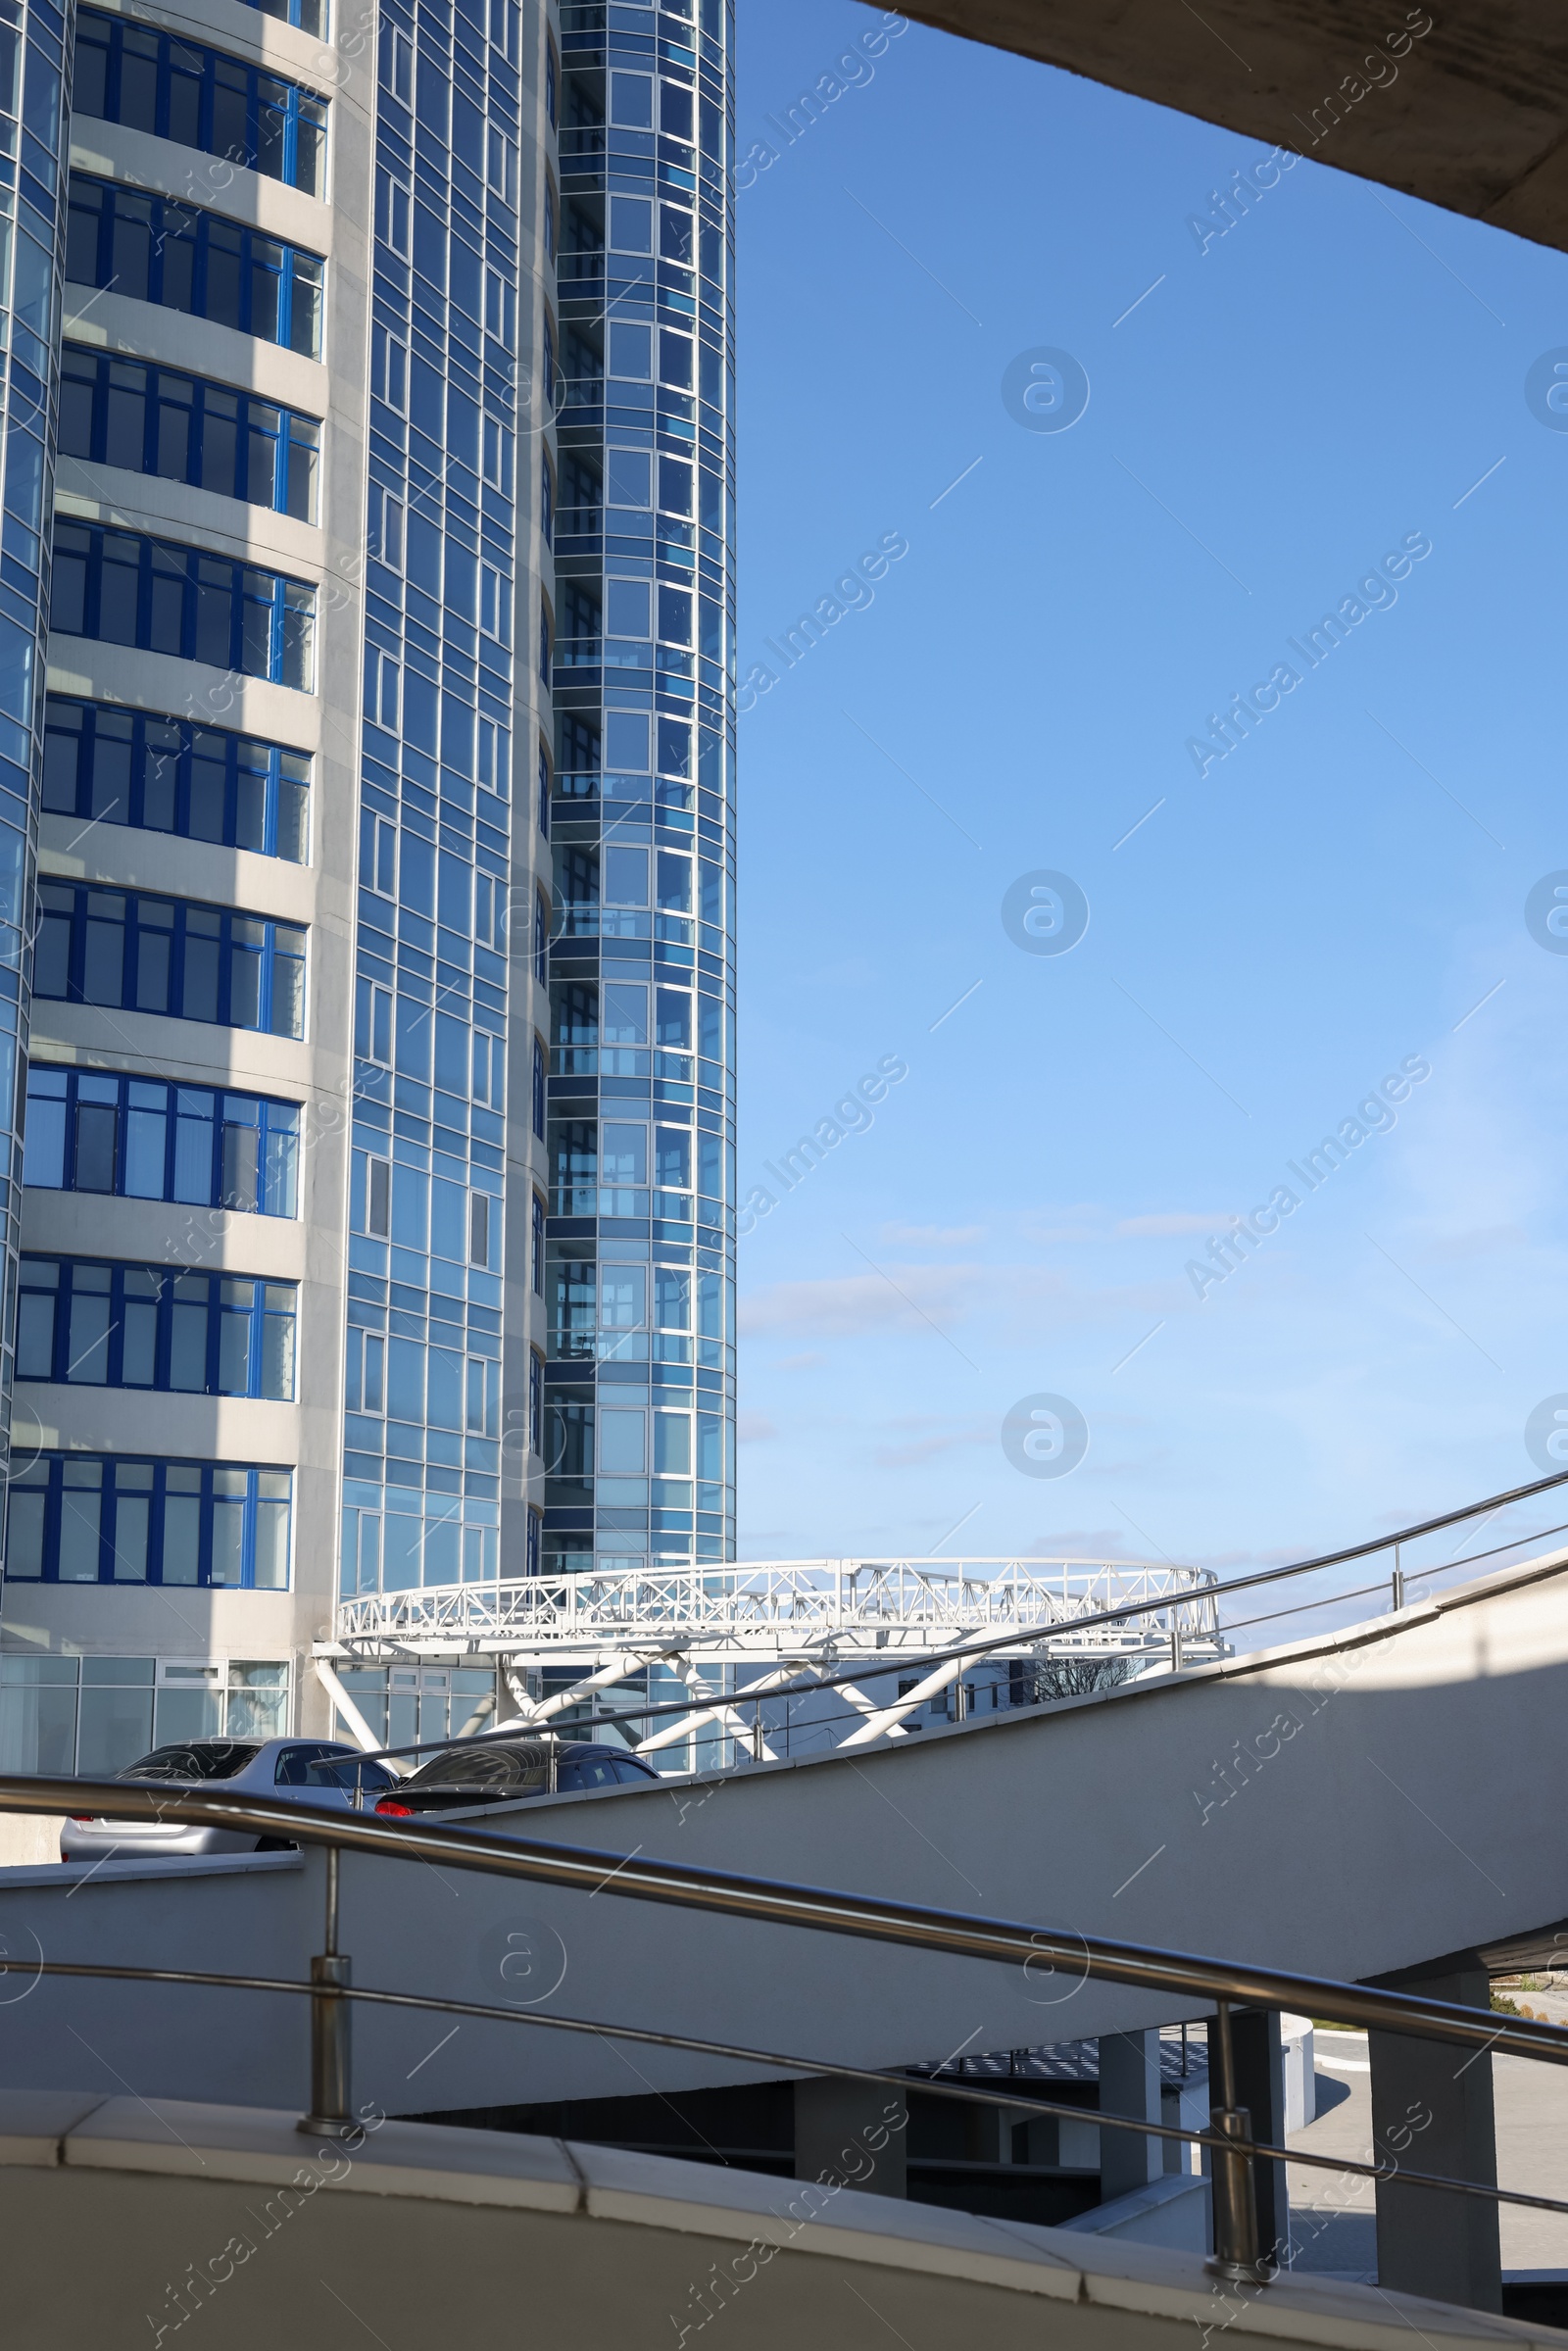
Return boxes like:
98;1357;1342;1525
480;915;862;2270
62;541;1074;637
837;1650;967;1747
314;1658;382;1756
636;1661;801;1758
526;1650;656;1724
502;1665;542;1722
837;1684;910;1739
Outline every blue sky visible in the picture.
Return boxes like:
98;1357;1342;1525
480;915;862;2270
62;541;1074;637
731;2;1568;1582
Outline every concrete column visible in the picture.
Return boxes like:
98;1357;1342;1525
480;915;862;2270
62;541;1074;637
1098;2030;1162;2201
1369;1960;1499;2313
793;2077;907;2198
1217;2009;1289;2266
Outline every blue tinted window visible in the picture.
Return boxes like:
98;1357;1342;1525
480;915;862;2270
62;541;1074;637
43;698;309;859
4;1453;292;1587
73;12;327;194
66;174;323;357
60;348;320;520
32;881;306;1038
23;1066;300;1216
241;0;323;32
49;522;314;689
15;1258;296;1399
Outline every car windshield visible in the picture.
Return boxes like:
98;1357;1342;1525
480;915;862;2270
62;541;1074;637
116;1741;262;1783
407;1742;550;1788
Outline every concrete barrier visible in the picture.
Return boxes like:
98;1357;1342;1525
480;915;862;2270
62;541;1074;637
0;2091;1554;2351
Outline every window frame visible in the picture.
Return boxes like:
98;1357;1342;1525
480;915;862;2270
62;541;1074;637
15;1256;298;1400
72;10;328;195
32;878;306;1038
4;1452;293;1588
66;173;324;358
50;518;316;690
22;1065;301;1217
42;696;311;861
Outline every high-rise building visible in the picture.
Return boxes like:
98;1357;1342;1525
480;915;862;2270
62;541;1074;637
0;0;737;1790
541;0;735;1595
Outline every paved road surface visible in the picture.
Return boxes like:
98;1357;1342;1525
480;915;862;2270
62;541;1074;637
1286;2029;1568;2278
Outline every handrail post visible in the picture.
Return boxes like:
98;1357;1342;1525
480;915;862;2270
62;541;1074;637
1205;2001;1275;2284
1392;1543;1405;1613
299;1842;355;2138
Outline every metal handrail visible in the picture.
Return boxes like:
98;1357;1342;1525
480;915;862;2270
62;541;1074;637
5;1776;1565;2282
16;1957;1568;2221
4;1777;1564;2062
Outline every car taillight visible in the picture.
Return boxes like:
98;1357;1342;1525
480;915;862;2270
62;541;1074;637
67;1815;94;1824
374;1797;413;1817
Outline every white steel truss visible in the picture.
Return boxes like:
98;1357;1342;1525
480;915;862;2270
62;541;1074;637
318;1558;1225;1757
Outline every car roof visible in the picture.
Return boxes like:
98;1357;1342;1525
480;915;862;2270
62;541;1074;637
399;1736;648;1778
120;1737;356;1768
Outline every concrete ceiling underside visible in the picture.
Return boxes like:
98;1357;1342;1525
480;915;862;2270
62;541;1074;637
895;1;1568;255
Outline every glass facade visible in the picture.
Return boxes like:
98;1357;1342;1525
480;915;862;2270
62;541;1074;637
0;1654;289;1773
545;0;736;1580
16;1257;297;1397
59;346;321;520
72;10;328;194
6;1453;291;1586
65;175;323;355
339;0;522;1598
23;1066;300;1214
50;520;316;685
0;0;71;1573
0;0;736;1746
42;698;311;859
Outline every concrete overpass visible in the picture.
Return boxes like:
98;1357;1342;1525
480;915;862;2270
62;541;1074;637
893;1;1568;255
1;1543;1563;2281
0;1544;1560;2098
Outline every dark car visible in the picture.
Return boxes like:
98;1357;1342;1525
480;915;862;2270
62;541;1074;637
374;1738;660;1817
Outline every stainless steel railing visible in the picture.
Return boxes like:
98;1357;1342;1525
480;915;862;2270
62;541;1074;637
2;1774;1567;2282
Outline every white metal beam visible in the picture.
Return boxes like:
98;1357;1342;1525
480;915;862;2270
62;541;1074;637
635;1660;801;1759
313;1657;382;1756
528;1650;662;1725
835;1683;911;1739
836;1641;993;1748
326;1556;1224;1669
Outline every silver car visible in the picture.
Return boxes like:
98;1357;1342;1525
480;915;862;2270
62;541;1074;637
59;1738;396;1862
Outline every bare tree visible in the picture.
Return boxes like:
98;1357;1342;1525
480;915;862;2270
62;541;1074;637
1024;1655;1132;1702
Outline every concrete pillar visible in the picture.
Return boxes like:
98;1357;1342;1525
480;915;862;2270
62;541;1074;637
1241;2002;1288;2257
1098;2030;1162;2201
793;2077;907;2198
1369;1960;1500;2313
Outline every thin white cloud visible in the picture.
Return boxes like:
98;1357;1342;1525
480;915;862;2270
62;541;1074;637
739;1266;977;1340
1420;1225;1527;1262
873;1427;992;1469
738;1260;1181;1341
1115;1212;1232;1237
737;1412;778;1444
880;1223;988;1247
